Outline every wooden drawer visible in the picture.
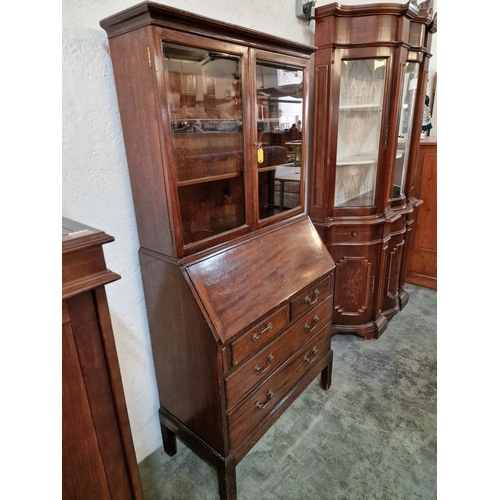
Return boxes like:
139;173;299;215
229;304;289;366
290;274;332;323
225;298;333;410
330;224;380;244
227;324;331;448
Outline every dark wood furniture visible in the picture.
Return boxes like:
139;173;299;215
100;3;335;499
309;1;436;339
405;138;437;289
62;217;144;500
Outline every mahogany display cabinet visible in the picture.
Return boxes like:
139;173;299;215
100;3;335;499
309;1;436;339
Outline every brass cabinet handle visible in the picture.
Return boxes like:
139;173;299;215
303;347;318;364
254;353;274;374
255;390;275;410
252;322;273;341
304;315;319;333
304;289;320;306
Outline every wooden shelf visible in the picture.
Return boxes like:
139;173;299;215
177;172;242;187
258;162;295;172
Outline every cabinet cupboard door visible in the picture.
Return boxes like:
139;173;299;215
334;56;387;208
162;41;248;246
253;54;307;222
393;61;420;200
331;245;378;326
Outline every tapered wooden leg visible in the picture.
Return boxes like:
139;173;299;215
320;352;333;390
160;422;177;457
217;458;237;500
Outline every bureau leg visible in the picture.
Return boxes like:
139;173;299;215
217;458;237;500
160;422;177;457
320;353;333;390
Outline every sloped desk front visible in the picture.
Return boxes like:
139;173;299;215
138;215;335;500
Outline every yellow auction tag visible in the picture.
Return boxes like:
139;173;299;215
257;147;264;164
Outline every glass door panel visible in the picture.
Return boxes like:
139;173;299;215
335;58;387;207
162;41;246;245
393;61;419;198
255;61;304;220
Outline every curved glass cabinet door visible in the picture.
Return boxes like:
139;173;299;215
162;41;246;246
335;58;387;208
255;61;304;220
393;61;420;199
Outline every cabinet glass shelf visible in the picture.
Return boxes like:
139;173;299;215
339;104;382;111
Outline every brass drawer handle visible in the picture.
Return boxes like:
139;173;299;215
254;353;274;374
252;322;273;341
255;390;274;410
303;347;318;364
304;289;320;306
304;315;319;333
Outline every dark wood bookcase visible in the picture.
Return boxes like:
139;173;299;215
308;1;436;339
100;3;335;499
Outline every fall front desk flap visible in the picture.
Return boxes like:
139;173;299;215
183;215;334;344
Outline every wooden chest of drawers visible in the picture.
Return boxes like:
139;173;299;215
138;216;335;500
62;218;144;500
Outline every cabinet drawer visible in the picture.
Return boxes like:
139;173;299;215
225;298;333;410
230;304;289;366
227;324;331;448
290;274;332;323
330;224;380;243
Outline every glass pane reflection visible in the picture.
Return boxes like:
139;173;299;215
256;62;304;220
162;42;246;245
393;61;419;199
335;58;387;208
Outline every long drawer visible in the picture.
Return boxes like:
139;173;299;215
227;324;331;448
225;298;333;411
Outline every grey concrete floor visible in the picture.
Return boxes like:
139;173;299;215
139;283;437;500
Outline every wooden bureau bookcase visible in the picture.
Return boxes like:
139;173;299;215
100;3;335;499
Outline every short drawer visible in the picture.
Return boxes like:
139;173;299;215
230;304;289;367
225;298;332;411
290;274;332;323
330;224;381;244
227;324;331;449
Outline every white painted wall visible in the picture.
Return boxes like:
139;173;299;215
62;0;438;464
